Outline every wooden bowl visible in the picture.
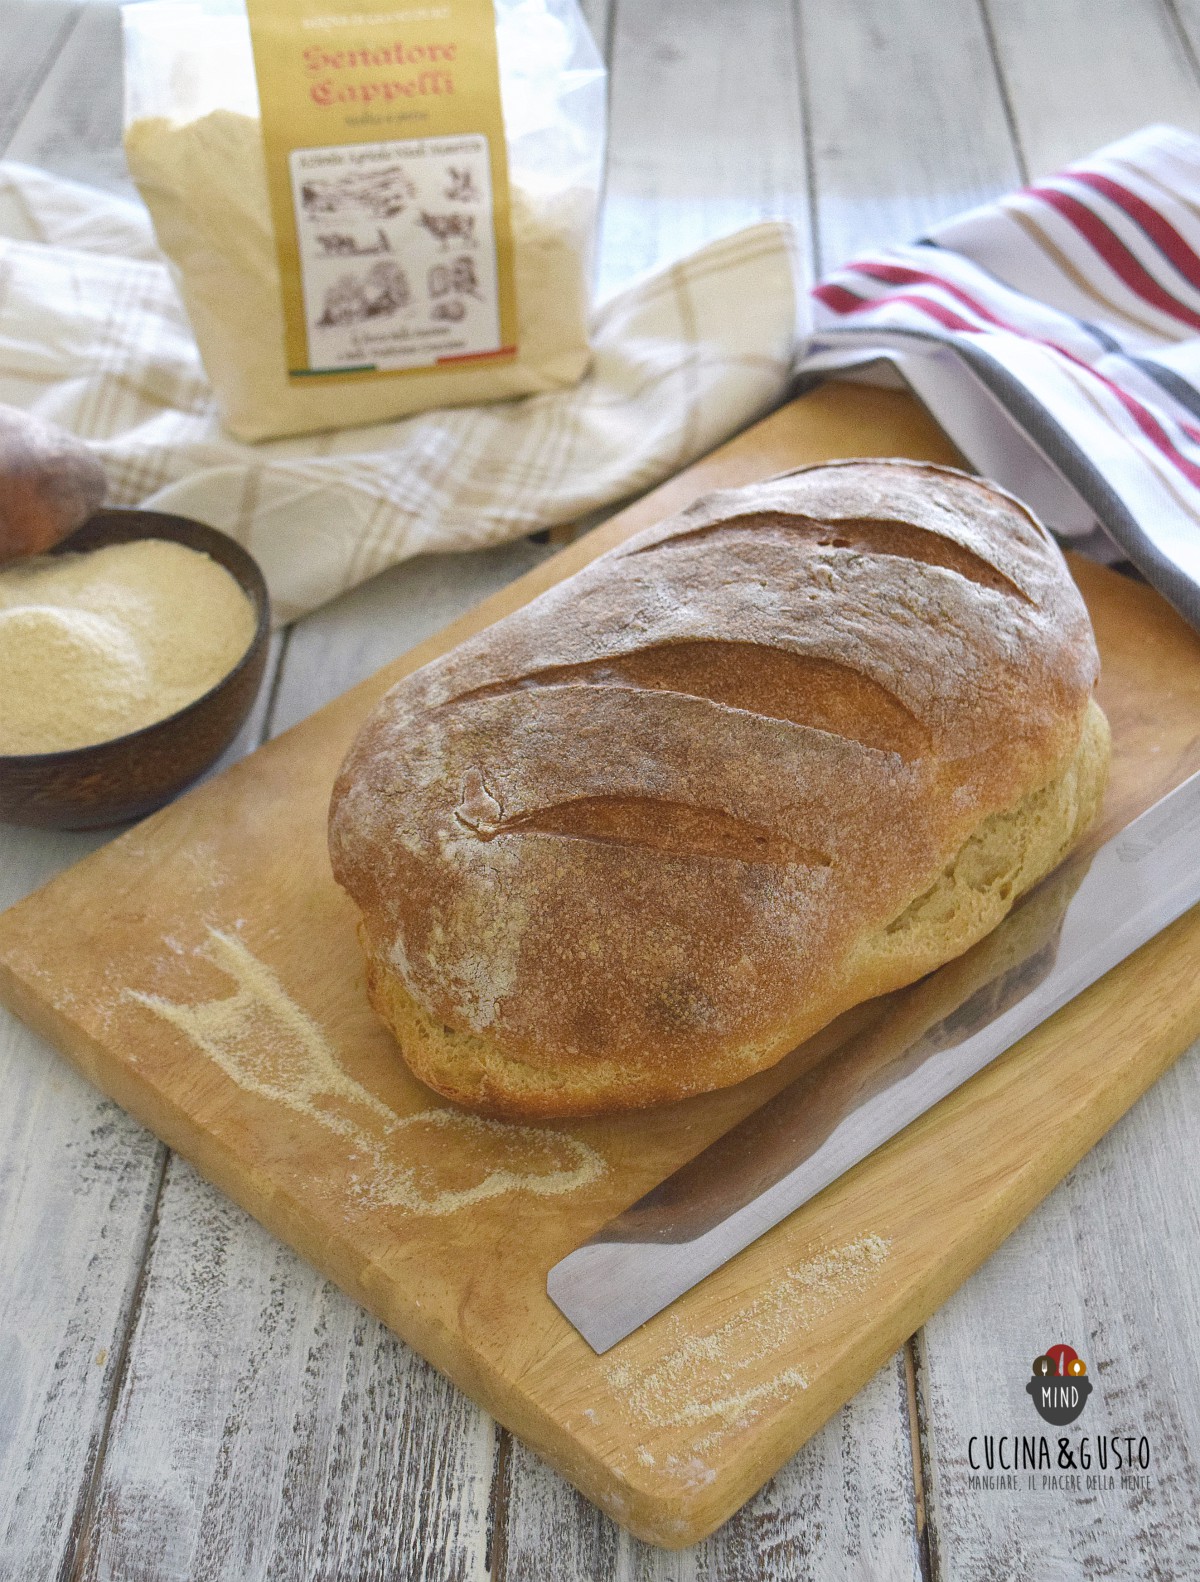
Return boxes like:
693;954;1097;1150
0;508;270;830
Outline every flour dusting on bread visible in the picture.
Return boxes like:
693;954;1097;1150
329;459;1110;1116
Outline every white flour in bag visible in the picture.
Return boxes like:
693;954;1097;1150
122;0;604;442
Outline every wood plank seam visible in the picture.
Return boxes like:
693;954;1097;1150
0;2;80;156
61;1147;171;1582
582;0;614;311
903;1337;934;1582
594;0;618;120
791;0;825;272
908;1328;941;1582
974;0;1030;182
258;626;298;744
1160;0;1200;94
487;1424;513;1580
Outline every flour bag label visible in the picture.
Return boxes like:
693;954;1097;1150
245;0;517;382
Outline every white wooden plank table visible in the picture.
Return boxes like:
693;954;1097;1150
2;2;1199;1576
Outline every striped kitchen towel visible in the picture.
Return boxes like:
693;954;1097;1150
797;123;1200;630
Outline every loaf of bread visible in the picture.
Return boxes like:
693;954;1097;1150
328;459;1110;1117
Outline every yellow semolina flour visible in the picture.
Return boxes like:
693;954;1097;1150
0;539;256;754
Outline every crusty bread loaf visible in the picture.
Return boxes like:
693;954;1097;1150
328;459;1110;1117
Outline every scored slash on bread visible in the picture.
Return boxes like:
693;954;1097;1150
328;459;1111;1117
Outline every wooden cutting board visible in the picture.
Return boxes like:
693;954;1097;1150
3;383;1200;1549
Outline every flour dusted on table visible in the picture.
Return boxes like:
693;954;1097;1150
121;0;606;442
127;927;607;1217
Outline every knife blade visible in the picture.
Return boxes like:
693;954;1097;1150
547;768;1200;1354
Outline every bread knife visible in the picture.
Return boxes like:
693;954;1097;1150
547;768;1200;1353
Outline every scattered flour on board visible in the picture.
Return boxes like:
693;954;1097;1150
606;1233;892;1458
125;927;605;1214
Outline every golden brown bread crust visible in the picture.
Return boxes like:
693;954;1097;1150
328;459;1111;1116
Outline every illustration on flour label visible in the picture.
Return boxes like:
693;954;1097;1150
288;133;503;375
